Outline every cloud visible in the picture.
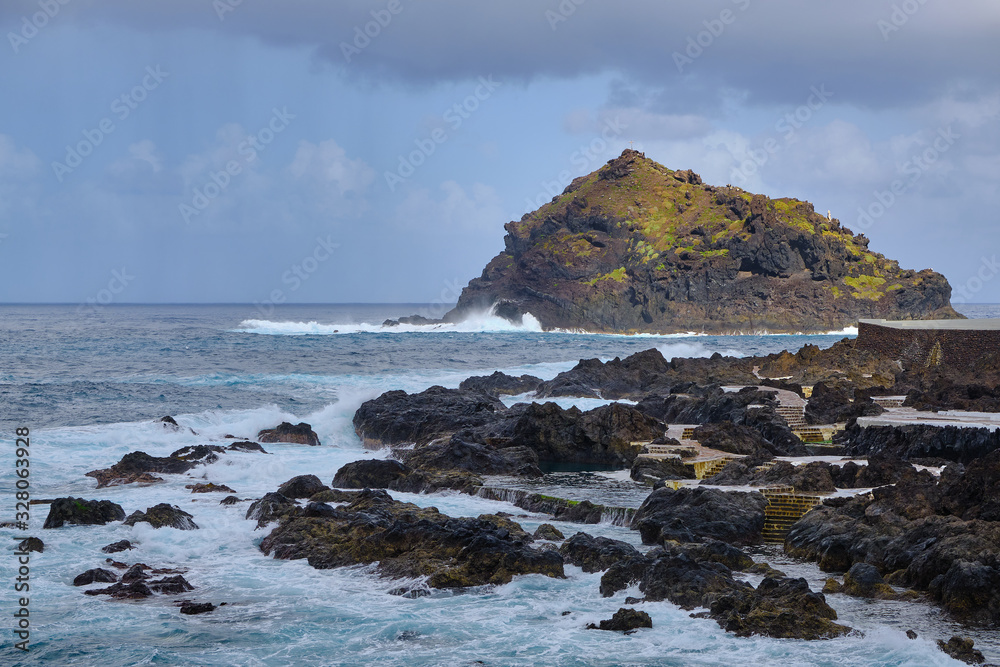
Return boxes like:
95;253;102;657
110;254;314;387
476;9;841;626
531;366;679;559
395;180;503;232
5;0;996;111
287;139;375;204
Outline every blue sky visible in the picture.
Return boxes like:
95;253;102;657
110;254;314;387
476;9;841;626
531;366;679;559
1;0;999;305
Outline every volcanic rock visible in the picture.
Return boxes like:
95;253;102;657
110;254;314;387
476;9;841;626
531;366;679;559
124;504;199;530
632;487;767;545
101;539;135;553
586;608;652;632
459;371;542;397
73;568;118;586
559;532;641;572
17;537;43;553
277;474;329;499
354;386;506;447
86;451;197;488
43;498;126;528
257;422;321;446
259;488;564;588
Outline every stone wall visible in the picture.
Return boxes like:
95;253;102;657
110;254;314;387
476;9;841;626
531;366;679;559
856;322;1000;368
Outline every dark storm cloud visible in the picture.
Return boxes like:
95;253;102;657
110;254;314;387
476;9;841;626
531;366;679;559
5;0;998;109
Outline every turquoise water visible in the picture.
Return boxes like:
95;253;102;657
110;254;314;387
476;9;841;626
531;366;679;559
0;303;993;665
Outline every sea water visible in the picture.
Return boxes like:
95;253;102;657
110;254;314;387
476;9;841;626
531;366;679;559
0;303;995;666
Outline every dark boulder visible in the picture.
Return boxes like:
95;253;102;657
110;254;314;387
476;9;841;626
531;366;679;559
401;435;542;478
170;445;226;463
86;452;196;488
786;452;1000;626
73;568;118;586
179;601;216;615
691;422;774;457
220;495;243;505
85;581;153;599
259;488;564;588
459;371;542;397
186;482;235;493
148;575;194;594
710;576;850;640
43;498;126;529
586;608;651;632
559;532;641;573
227;441;268;453
124;504;199;530
246;492;298;528
17;537;43;553
632;487;766;545
332;459;412;489
804;381;883;425
277;474;329;499
937;636;986;665
101;540;135;553
630;455;696;484
353;386;505;448
479;401;662;466
533;524;565;541
257;422;321;446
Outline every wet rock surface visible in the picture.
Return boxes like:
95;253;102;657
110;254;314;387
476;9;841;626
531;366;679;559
257;422;321;446
559;532;641;573
17;537;43;552
632;487;767;546
277;474;330;499
259;488;564;589
842;423;1000;464
786;450;1000;626
459;371;542;397
586;607;652;632
353;386;506;448
43;498;126;528
101;539;135;553
599;544;847;639
124;503;199;530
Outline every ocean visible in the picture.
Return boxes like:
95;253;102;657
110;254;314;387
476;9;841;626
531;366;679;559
1;303;996;666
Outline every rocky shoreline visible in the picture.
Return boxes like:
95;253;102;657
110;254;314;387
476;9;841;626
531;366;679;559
41;336;1000;661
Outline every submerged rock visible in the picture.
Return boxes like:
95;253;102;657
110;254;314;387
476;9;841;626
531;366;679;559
101;539;135;553
17;537;43;553
73;568;118;586
179;601;216;615
86;451;196;488
186;482;236;493
586;608;652;632
245;492;297;528
124;503;199;530
43;498;126;529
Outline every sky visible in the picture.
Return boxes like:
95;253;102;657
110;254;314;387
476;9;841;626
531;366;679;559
1;0;998;306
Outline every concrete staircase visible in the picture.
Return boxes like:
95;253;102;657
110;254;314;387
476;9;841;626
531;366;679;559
694;456;734;480
761;486;822;543
776;404;807;429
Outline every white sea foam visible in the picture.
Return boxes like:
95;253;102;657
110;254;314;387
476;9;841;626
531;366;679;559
234;306;545;336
